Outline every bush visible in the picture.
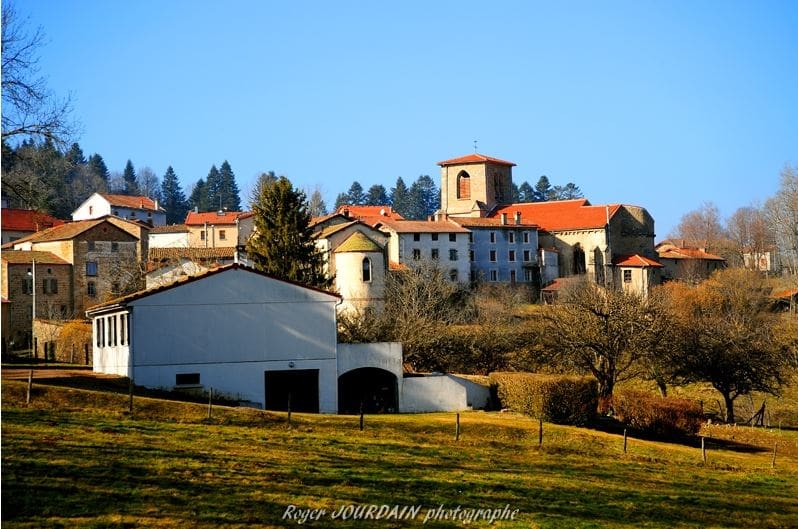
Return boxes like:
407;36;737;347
489;372;598;425
613;390;704;437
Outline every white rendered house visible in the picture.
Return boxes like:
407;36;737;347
72;193;166;226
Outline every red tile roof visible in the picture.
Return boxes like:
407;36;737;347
1;209;64;232
490;200;623;231
100;194;161;211
5;216;143;246
149;224;189;234
656;245;725;261
336;205;406;221
148;247;236;261
612;254;663;268
374;218;470;234
771;288;798;300
184;211;248;226
1;250;71;265
450;217;538;229
437;153;516;167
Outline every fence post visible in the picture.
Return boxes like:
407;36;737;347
623;428;628;454
26;369;33;405
287;392;292;427
538;418;543;446
359;401;364;432
771;443;777;469
455;413;460;441
701;436;707;464
207;388;213;420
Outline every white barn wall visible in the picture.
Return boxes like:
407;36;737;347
400;375;468;413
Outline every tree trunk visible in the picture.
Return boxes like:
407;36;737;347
598;378;614;414
723;393;736;424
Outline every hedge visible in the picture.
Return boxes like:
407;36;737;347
613;390;704;437
489;372;598;425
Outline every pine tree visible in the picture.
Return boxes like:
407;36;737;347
204;165;222;210
390;177;410;218
123;160;140;195
518;181;535;202
66;142;86;167
511;183;520;203
559;182;583;200
346;181;366;205
218;160;242;211
365;184;389;205
188;178;208;212
333;192;349;211
160;166;189;224
534;175;552;202
407;174;438;220
246;176;332;289
87;154;109;184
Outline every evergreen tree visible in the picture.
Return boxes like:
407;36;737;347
365;184;389;206
204;165;222;210
407;174;438;220
87;154;109;184
160;166;189;224
518;181;535;202
390;177;410;218
333;192;349;211
559;182;583;200
122;159;140;195
188;178;208;212
218;160;242;211
346;181;366;205
534;175;553;202
246;176;332;289
511;182;520;203
66;142;86;167
308;188;328;217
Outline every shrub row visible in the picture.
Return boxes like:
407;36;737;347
613;390;704;437
489;372;598;425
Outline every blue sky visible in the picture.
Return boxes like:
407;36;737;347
12;0;798;237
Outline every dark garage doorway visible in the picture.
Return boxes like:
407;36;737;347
338;368;398;414
264;369;319;413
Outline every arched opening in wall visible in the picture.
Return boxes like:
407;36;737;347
573;244;586;275
457;171;471;199
493;173;503;201
338;367;398;414
362;257;372;282
593;247;605;285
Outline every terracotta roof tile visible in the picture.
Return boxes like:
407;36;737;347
184;211;248;226
1;250;71;265
490;200;623;232
437;153;516;167
771;288;798;299
612;254;663;268
389;260;409;271
14;217;142;243
149;224;189;234
375;218;470;234
148;247;236;260
100;194;161;211
656;246;725;261
451;217;538;229
1;209;64;232
336;205;406;221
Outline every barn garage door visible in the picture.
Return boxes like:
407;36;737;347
264;369;319;413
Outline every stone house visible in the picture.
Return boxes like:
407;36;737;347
1;250;72;350
72;193;166;227
655;240;726;282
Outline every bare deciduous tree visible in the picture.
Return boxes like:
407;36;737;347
766;164;798;274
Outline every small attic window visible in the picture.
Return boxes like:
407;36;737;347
175;373;200;386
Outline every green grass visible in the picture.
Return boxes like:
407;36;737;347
3;381;798;528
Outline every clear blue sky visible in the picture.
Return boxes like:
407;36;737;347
13;0;798;237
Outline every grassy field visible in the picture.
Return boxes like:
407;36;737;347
2;380;798;529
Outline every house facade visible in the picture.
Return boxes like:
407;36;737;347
1;208;63;245
149;224;190;248
656;240;726;282
184;211;251;248
72;193;166;226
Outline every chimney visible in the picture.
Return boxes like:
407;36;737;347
514;211;521;225
380;208;387;216
501;213;507;225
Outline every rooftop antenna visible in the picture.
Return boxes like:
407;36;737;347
473;140;478;152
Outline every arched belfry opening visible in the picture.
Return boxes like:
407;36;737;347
573;244;586;275
457;171;471;199
338;368;398;414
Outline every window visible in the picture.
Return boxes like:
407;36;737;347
524;269;533;282
88;206;93;215
111;242;119;252
510;270;517;283
87;241;96;251
23;277;33;295
508;232;515;244
107;316;113;346
413;233;420;242
175;373;200;386
490;250;497;262
449;233;456;242
449;269;458;282
43;278;58;294
412;249;421;260
457;170;471;199
87;281;97;297
431;248;439;260
113;210;119;216
110;316;116;347
362;257;372;282
97;318;104;347
509;250;516;262
131;211;137;218
490;232;496;244
523;250;531;262
431;233;438;241
623;270;632;283
469;250;474;262
523;232;530;244
86;261;98;276
120;314;126;346
490;270;498;282
219;230;226;240
449;249;458;261
200;230;206;241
